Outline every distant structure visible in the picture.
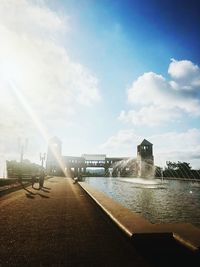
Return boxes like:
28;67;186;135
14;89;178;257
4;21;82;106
46;137;64;176
46;137;128;177
46;137;154;178
136;139;154;178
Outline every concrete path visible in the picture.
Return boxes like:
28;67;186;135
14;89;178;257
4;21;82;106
0;177;149;267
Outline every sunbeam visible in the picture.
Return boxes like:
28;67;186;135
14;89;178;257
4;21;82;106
8;79;66;176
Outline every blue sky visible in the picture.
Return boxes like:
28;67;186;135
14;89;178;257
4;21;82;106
0;0;200;174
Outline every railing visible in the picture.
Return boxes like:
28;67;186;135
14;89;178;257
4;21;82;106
85;163;105;167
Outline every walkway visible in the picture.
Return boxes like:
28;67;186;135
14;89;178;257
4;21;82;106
0;177;149;267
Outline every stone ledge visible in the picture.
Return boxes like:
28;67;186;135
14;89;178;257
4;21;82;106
79;181;200;252
0;182;30;197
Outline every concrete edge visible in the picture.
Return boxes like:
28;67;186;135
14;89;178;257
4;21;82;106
173;233;199;251
0;176;52;197
78;181;200;253
78;182;171;238
0;182;30;197
80;181;133;237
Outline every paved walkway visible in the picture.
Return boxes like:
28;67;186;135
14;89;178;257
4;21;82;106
0;177;149;267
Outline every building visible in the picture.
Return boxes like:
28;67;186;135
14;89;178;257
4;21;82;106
136;139;154;178
46;137;128;176
46;137;154;177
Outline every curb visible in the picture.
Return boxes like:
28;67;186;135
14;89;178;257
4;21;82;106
0;176;52;197
0;182;31;197
78;181;200;254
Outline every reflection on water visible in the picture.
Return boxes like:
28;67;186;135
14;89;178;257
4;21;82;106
85;177;200;228
118;177;167;189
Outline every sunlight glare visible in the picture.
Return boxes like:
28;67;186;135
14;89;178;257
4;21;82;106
7;79;66;176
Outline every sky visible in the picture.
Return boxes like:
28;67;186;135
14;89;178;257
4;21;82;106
0;0;200;175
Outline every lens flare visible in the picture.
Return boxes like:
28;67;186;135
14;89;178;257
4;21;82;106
8;79;66;176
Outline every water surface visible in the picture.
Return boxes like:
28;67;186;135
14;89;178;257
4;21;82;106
85;177;200;228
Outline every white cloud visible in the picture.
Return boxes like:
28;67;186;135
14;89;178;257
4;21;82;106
168;58;200;88
121;59;200;126
0;0;67;38
151;129;200;168
100;130;141;150
119;106;181;126
101;128;200;169
0;0;100;175
0;1;100;111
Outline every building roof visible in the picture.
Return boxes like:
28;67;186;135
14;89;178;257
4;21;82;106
63;156;84;161
140;139;153;146
81;154;106;161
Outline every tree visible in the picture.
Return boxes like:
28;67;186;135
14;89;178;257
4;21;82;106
164;161;192;179
176;161;191;170
165;161;178;170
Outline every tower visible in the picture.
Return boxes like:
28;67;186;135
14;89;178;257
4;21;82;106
46;136;62;175
137;139;154;178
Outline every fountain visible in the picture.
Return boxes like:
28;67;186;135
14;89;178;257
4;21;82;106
113;139;166;188
135;139;154;178
84;139;200;226
109;168;112;177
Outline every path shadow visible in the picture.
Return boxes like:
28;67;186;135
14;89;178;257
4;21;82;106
40;188;50;193
26;193;35;199
43;186;51;190
38;193;50;199
19;181;51;199
23;186;36;195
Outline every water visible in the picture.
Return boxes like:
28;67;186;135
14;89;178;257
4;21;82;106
84;177;200;228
